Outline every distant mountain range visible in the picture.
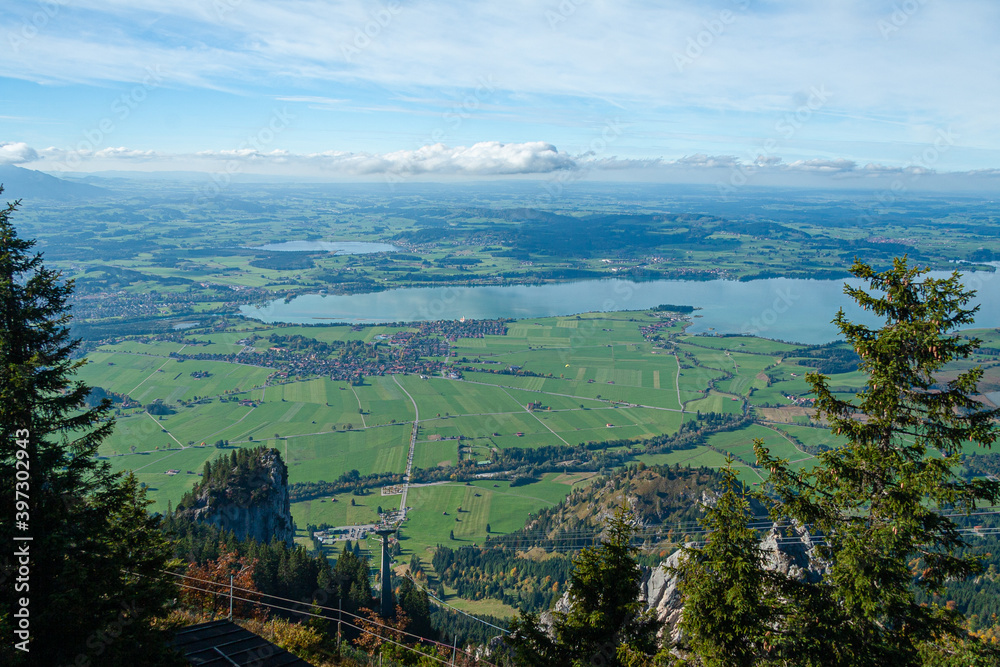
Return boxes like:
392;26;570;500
0;164;109;201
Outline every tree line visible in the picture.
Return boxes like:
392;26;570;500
3;187;1000;666
506;258;1000;666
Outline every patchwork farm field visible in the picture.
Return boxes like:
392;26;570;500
80;308;999;551
399;474;595;555
76;312;683;538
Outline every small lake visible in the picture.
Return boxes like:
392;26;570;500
251;241;399;254
241;270;1000;345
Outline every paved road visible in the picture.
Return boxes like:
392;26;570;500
437;375;687;413
673;352;683;410
393;375;420;520
499;386;570;445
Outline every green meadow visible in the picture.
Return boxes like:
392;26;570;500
80;308;941;548
705;423;813;470
770;424;848;453
292;492;383;530
400;474;594;555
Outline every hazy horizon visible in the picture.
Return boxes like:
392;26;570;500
2;1;999;190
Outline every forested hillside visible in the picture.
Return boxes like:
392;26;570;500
430;464;725;614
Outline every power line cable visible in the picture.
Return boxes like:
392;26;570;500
159;569;504;652
477;507;1000;551
168;579;472;666
403;574;510;634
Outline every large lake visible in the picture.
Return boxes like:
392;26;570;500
241;270;1000;344
251;241;399;254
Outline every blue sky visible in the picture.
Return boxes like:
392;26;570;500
1;0;999;186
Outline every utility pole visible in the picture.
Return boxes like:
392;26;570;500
374;526;398;618
228;564;249;622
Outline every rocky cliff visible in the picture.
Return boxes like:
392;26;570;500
545;521;824;644
641;521;824;642
177;446;295;546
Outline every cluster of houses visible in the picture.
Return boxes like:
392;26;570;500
784;395;816;406
413;318;508;340
638;317;682;342
74;281;272;322
169;339;448;381
164;317;509;382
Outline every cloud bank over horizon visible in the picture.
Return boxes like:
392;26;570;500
8;140;580;176
5;139;999;193
1;0;999;186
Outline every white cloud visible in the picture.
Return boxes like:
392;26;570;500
275;96;349;109
190;141;577;175
785;158;858;173
754;155;783;167
585;157;663;170
673;154;741;169
4;1;999;129
860;162;904;173
27;140;578;176
93;146;159;159
0;142;39;164
14;139;1000;190
3;1;1000;172
376;141;576;175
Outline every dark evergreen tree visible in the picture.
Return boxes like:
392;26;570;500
757;258;1000;665
0;192;180;665
507;504;659;666
331;542;373;615
674;458;781;666
396;577;435;641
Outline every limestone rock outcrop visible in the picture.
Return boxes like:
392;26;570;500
641;522;824;641
179;447;295;546
544;521;824;644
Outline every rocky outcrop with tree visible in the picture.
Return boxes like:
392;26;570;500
176;446;295;546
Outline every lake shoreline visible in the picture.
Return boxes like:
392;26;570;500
240;267;1000;345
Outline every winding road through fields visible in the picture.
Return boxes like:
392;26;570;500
393;375;420;520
